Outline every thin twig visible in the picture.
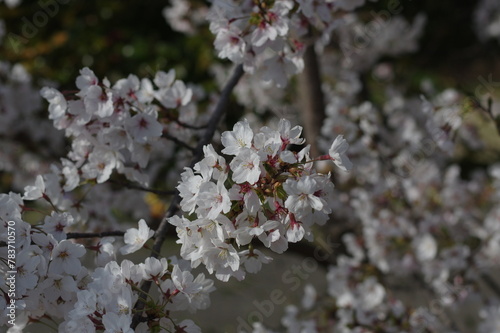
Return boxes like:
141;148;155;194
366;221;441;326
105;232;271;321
467;95;500;135
158;106;208;130
108;179;176;196
485;97;500;136
66;231;125;239
480;273;500;298
165;115;208;130
163;132;196;151
131;64;244;329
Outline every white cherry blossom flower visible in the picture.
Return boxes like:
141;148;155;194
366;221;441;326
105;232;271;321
23;175;45;200
120;219;154;255
41;212;74;242
221;119;253;155
156;80;193;108
70;290;97;318
214;27;246;63
274;118;305;146
240;249;272;274
125;111;163;144
251;0;293;47
202;239;240;274
75;67;99;96
102;312;133;333
328;135;353;171
61;158;80;192
194;144;227;181
49;240;86;276
121;259;145;285
81;148;120;183
40;87;67;120
196;179;231;219
171;265;204;300
153;69;176;88
15;249;40;295
177;168;205;214
283;176;326;214
83;85;114;118
230;148;261;184
95;237;116;267
141;257;169;280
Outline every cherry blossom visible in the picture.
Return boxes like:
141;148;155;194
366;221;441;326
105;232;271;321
221;119;254;155
328;135;353;171
120;219;154;255
170;119;350;281
102;312;134;333
49;240;86;276
125;111;163;144
22;175;45;200
229;148;262;184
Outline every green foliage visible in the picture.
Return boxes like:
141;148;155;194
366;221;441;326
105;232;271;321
1;0;216;88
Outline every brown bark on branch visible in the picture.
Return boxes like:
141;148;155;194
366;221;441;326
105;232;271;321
66;231;125;239
163;132;196;151
298;44;326;157
108;179;176;196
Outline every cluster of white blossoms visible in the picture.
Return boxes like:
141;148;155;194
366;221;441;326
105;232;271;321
0;194;214;332
59;256;214;333
206;0;369;87
0;60;218;330
0;66;205;233
0;58;352;330
301;23;500;330
41;67;197;187
170;119;351;281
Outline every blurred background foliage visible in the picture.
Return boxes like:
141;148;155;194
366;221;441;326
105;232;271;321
1;0;216;89
1;0;499;90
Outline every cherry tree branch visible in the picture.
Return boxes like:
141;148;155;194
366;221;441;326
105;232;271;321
298;41;326;157
108;179;176;196
131;64;245;328
66;231;125;239
162;132;196;151
477;97;500;135
162;113;208;130
481;273;500;298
